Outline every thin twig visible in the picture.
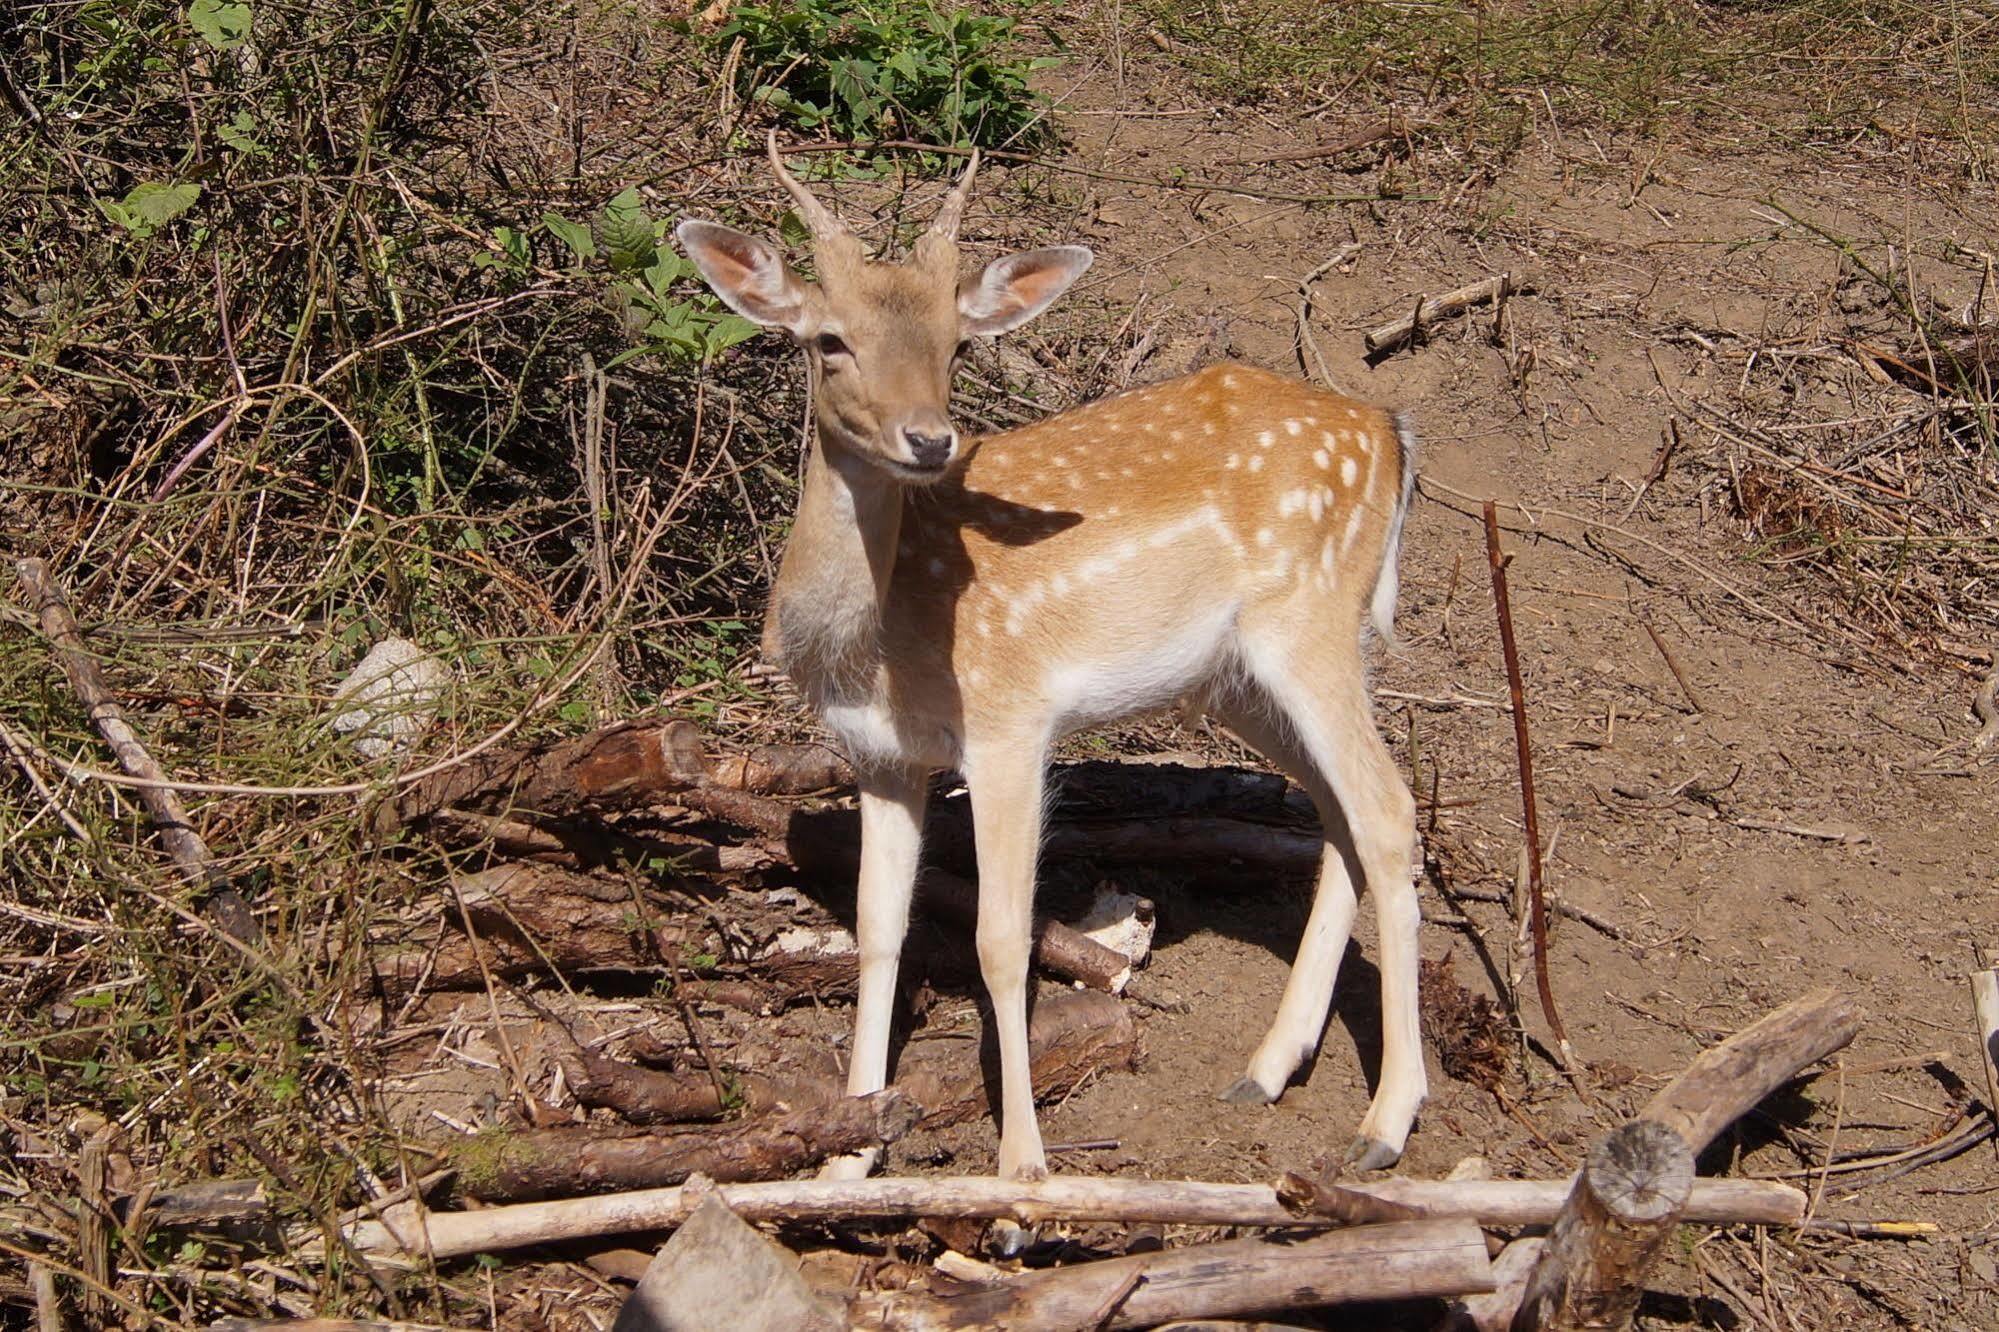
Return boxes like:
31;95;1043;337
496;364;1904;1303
1482;503;1573;1069
1639;616;1707;714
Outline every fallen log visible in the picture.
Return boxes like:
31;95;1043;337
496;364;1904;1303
1507;990;1863;1332
1637;987;1863;1154
565;987;1133;1129
373;863;682;995
1436;1237;1544;1332
851;1219;1494;1330
454;1090;918;1203
1509;1121;1693;1332
564;1049;837;1126
895;988;1139;1129
334;1174;1805;1260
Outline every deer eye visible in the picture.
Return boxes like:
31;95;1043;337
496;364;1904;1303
815;332;851;359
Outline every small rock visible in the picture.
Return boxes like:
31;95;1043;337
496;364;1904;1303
330;638;449;759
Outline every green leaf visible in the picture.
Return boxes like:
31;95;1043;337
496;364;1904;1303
217;109;264;155
103;182;201;237
541;212;596;262
703;314;762;356
597;186;657;273
777;210;812;248
187;0;253;50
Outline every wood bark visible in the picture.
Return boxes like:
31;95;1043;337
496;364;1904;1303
1971;968;1999;1141
372;863;683;996
455;1091;918;1202
337;1174;1804;1260
893;988;1139;1129
564;1049;838;1126
851;1220;1493;1330
16;557;258;940
1364;274;1520;354
1637;988;1862;1154
1436;1237;1545;1332
1510;1121;1693;1332
389;719;713;827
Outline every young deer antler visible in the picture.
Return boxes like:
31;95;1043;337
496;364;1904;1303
677;143;1423;1191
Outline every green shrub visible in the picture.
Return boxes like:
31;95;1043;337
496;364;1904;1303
714;1;1055;148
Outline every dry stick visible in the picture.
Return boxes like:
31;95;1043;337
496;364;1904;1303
15;557;258;939
332;1175;1805;1260
76;1137;110;1324
28;1261;61;1332
1481;506;1572;1069
1436;1237;1545;1332
1637;988;1862;1156
1510;1121;1694;1332
1293;244;1361;392
1365;274;1519;355
1969;967;1999;1159
851;1220;1495;1330
1637;617;1706;714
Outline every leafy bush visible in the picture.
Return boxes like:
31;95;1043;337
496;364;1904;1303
715;1;1055;147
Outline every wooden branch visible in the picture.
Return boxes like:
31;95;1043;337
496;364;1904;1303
564;1049;837;1126
389;719;712;826
372;863;684;996
1436;1237;1544;1332
1972;969;1999;1139
894;988;1139;1130
1483;503;1570;1061
1637;988;1862;1154
1041;816;1320;873
16;557;257;940
454;1090;918;1203
920;869;1136;993
335;1174;1804;1260
124;1177;270;1229
1364;274;1520;354
1510;1120;1693;1332
1275;1171;1428;1225
565;988;1133;1129
852;1220;1494;1329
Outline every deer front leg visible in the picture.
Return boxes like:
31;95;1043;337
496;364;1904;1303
819;763;928;1181
964;735;1049;1183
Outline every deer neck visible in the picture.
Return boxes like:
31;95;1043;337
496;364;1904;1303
766;426;906;701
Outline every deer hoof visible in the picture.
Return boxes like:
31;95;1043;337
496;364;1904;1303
1345;1135;1401;1173
1218;1076;1277;1105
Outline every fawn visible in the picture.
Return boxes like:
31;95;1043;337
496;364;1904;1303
677;137;1423;1184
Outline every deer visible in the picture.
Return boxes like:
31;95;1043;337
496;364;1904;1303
675;136;1424;1188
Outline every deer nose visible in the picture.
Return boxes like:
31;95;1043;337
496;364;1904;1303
902;428;956;470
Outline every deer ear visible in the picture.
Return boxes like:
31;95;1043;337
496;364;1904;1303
676;221;811;334
959;246;1094;337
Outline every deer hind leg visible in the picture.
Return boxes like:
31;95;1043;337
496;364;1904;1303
819;763;928;1181
1208;695;1359;1109
961;730;1051;1183
1230;619;1426;1170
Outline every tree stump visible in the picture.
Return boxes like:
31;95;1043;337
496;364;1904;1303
1510;1121;1693;1332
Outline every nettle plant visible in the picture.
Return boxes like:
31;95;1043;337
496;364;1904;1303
715;1;1055;147
530;188;762;366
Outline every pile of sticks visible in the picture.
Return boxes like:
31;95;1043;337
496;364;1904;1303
305;991;1855;1332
